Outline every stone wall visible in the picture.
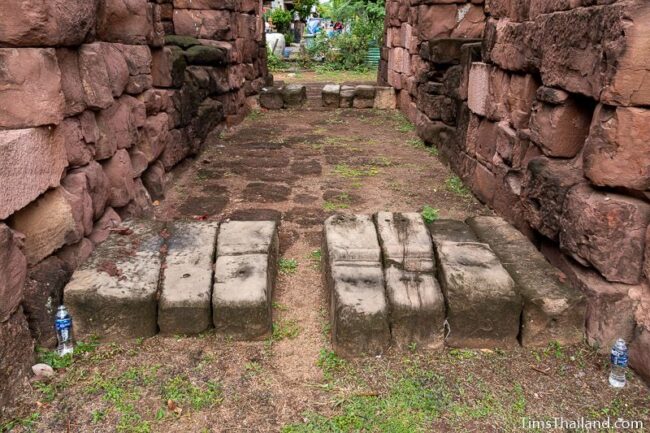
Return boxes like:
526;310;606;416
381;0;650;382
0;0;266;415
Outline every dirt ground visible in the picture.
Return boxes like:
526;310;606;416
4;83;649;433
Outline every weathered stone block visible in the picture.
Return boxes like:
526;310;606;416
467;62;489;116
375;212;434;273
468;216;585;347
213;253;274;340
0;0;97;46
339;85;355;108
185;45;228;66
322;84;341;108
0;48;65;128
173;9;231;40
417;4;457;40
451;4;485;38
89;208;121;246
385;266;445;349
64;220;164;341
10;188;81;265
54;118;94;168
323;215;381;267
101;149;136;208
434;240;521;348
0;224;26;323
629;327;650;384
218;221;278;256
429;219;478;244
56;237;94;270
79;44;116;111
152;46;187;88
95;96;141;160
507;74;538;129
259;87;283;110
521;157;584;240
97;0;155;45
329;265;391;357
560;184;650;284
0;127;68;220
528;98;592;158
584;105;650;191
160;221;218;335
282;84;307;108
70;161;110;221
61;172;94;238
56;49;87;117
374;87;397;110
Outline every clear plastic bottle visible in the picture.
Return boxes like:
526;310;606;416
55;305;74;356
609;338;628;388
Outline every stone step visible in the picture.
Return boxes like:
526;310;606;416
429;219;522;348
212;220;278;340
323;214;390;356
158;221;219;336
65;220;165;341
376;212;444;348
63;219;279;342
466;216;586;347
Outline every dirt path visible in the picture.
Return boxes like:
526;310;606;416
8;89;649;433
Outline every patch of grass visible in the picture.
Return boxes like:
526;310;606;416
244;361;263;377
36;337;100;370
279;258;298;275
408;137;426;149
91;409;107;424
0;413;40;432
271;319;301;342
272;302;289;312
421;205;440;224
161;375;223;411
317;349;347;380
323;201;349;212
448;349;477;360
445;175;472;198
309;249;322;270
334;164;379;179
394;113;415;133
247;109;263;121
34;382;59;403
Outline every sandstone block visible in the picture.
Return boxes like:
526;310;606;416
173;9;231;40
64;220;164;341
160;221;218;335
56;237;94;270
323;215;381;267
152;47;187;88
417;4;457;40
339;86;355;108
536;86;569;105
468;216;585;347
71;161;111;221
385;266;445;349
584;105;650;191
134;113;170;164
218;221;278;257
0;48;65;128
0;0;97;46
54;118;94;168
451;4;486;39
329;265;391;357
374;87;397;110
521;157;584;240
375;212;434;273
416;114;456;148
429;219;478;244
528;98;592;158
434;240;521;348
56;49;87;117
185;45;228;66
97;0;155;45
10;188;81;265
560;184;650;284
79;44;116;111
0;127;68;220
322;84;341;108
629;327;650;384
160;128;191;170
95;96;142;160
101;149;136;208
22;257;71;348
282;84;307;108
0;224;27;323
117;179;154;220
467;62;489;116
213;253;275;340
259;87;284;110
61;172;94;238
88;208;122;245
488;19;538;72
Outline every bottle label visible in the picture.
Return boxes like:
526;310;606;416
611;352;628;368
56;318;72;331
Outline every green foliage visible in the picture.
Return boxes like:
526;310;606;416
267;50;289;72
271;319;301;341
266;8;293;35
445;175;471;198
421;206;440;224
161;375;223;410
279;258;299;275
294;0;319;20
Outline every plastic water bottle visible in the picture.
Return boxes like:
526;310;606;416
609;338;628;388
55;305;74;356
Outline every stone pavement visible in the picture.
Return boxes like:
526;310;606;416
324;213;586;356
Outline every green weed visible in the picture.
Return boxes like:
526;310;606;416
334;164;379;179
421;205;440;224
271;319;301;342
445;175;471;198
279;258;298;275
161;375;223;411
